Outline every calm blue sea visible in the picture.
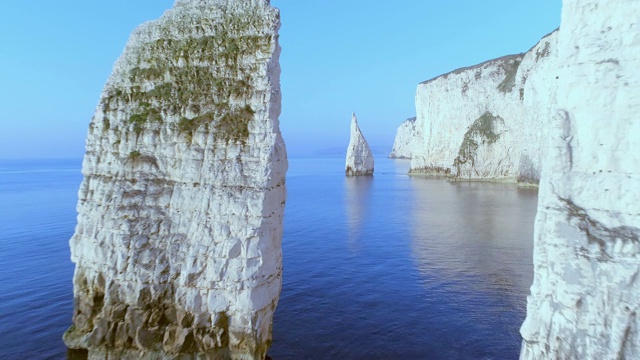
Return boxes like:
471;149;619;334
0;157;537;360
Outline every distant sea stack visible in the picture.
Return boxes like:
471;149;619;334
520;0;640;358
389;117;417;159
407;29;559;183
63;1;286;359
346;113;374;176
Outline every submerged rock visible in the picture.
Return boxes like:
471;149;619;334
408;29;558;184
520;0;640;358
63;0;286;359
345;113;374;176
389;117;417;159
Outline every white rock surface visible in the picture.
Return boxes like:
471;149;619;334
63;1;286;359
409;30;559;184
346;113;374;176
520;0;640;358
389;117;417;159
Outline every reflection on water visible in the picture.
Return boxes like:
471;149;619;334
409;179;536;294
270;158;538;359
409;178;537;347
344;176;373;251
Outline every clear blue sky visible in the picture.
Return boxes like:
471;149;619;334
0;1;561;159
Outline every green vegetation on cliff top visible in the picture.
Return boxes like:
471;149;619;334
100;9;273;144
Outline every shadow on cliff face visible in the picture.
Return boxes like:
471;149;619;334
67;348;88;360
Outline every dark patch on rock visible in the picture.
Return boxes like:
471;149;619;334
560;196;640;260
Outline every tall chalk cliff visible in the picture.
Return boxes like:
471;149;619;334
520;0;640;358
63;1;286;359
389;117;417;159
346;113;374;176
409;30;559;183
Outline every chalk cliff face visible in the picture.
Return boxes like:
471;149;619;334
410;30;558;183
346;113;374;176
520;0;640;358
389;117;417;159
63;1;286;359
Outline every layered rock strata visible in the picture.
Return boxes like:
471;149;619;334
409;30;559;184
389;117;417;159
63;1;286;359
345;113;374;176
520;0;640;358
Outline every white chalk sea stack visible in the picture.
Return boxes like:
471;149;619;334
345;113;374;176
389;117;417;159
409;29;559;183
63;0;286;359
520;0;640;358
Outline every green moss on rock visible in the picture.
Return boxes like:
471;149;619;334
128;103;162;135
453;112;503;176
129;151;141;160
215;104;255;143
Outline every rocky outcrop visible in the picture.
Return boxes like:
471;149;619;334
389;117;417;159
345;113;374;176
63;1;286;359
409;29;559;184
520;0;640;358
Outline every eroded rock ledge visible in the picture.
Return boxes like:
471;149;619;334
64;1;286;359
